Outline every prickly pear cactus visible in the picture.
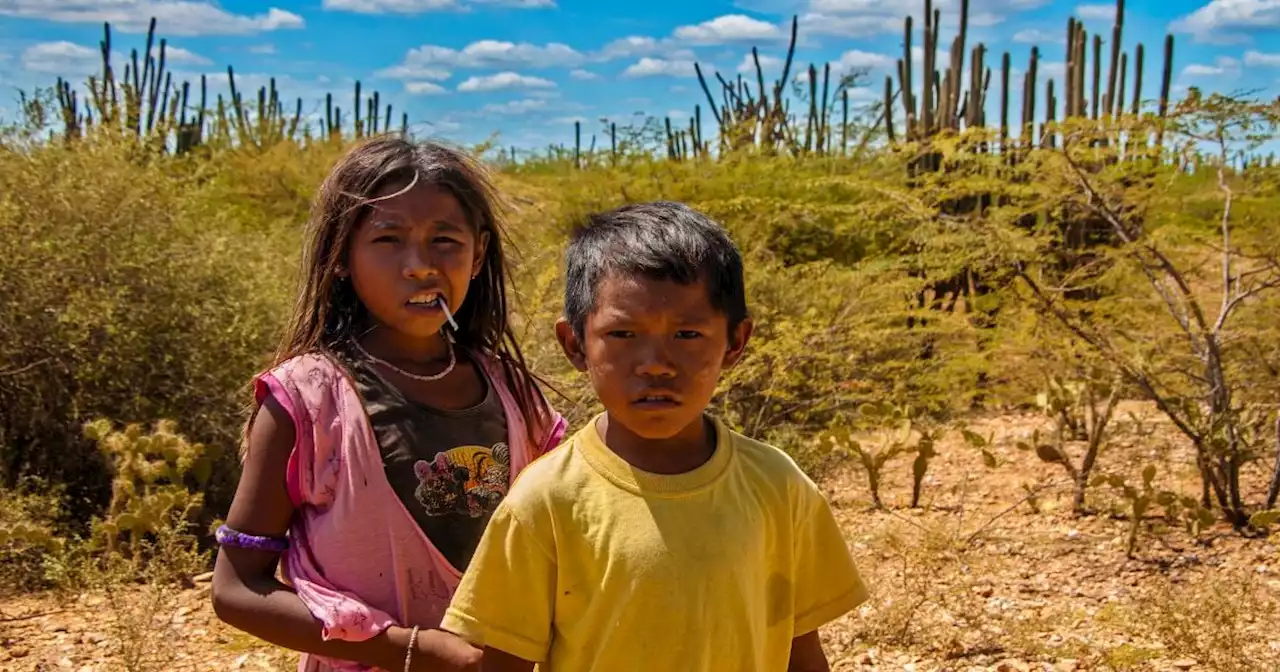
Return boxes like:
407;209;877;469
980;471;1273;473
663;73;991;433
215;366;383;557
82;418;211;561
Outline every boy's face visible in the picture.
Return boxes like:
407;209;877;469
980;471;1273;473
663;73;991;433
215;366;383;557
556;271;752;442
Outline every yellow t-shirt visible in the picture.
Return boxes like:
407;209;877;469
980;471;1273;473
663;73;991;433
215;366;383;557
440;414;868;671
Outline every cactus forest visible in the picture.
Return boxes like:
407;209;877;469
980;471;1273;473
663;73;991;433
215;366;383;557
2;0;1279;669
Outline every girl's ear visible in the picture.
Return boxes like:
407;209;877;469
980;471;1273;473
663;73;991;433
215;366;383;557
472;230;491;279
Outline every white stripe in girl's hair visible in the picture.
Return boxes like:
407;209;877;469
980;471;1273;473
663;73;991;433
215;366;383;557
441;298;460;332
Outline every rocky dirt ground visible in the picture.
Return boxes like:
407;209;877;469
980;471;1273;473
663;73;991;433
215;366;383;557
1;402;1277;671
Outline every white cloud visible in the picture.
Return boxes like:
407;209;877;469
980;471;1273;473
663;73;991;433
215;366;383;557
798;13;901;38
1170;0;1280;44
150;45;210;65
20;41;99;75
622;57;697;78
570;69;599;80
1181;55;1242;77
599;36;662;60
323;0;553;11
834;49;894;71
737;53;783;74
1076;4;1115;20
249;44;278;55
377;63;452;80
0;1;304;36
380;40;583;77
471;0;555;6
1244;50;1280;66
1040;60;1067;80
1013;28;1064;44
799;0;1048;37
20;39;210;80
482;98;547;114
673;14;782;44
323;0;459;10
911;45;952;67
406;81;448;94
668;109;690;119
457;71;555;92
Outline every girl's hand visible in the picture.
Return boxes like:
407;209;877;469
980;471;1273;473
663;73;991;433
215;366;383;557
387;626;482;672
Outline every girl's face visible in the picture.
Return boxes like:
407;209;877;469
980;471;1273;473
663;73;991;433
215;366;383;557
344;180;488;347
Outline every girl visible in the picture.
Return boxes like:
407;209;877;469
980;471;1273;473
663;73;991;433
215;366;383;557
210;137;567;672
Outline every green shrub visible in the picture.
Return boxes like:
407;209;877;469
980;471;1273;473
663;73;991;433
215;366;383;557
0;132;289;525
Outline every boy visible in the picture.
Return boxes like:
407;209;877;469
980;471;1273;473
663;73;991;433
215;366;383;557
440;201;867;671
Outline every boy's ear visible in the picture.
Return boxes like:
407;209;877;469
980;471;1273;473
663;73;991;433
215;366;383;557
722;317;754;369
554;317;588;372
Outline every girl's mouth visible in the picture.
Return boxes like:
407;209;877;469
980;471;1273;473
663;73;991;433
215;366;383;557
405;292;459;330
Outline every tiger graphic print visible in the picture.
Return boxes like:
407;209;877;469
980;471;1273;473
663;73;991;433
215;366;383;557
413;443;511;518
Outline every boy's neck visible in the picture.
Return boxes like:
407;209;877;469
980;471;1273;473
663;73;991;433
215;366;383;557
595;413;716;476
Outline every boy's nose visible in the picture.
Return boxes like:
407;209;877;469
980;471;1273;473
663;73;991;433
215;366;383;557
634;345;677;378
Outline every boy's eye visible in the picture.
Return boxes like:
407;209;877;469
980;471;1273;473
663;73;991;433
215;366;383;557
675;330;702;339
373;235;399;244
606;330;634;339
433;236;462;246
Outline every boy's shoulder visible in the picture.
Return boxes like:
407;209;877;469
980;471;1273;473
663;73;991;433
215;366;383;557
499;424;593;508
720;422;829;508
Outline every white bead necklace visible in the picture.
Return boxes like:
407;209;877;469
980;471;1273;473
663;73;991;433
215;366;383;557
352;337;456;382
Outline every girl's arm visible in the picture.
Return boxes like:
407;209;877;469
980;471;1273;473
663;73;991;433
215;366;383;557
211;393;481;672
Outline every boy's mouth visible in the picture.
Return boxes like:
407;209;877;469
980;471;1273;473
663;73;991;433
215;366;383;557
632;390;681;409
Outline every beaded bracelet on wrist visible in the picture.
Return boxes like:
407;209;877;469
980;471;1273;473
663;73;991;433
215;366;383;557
214;524;290;553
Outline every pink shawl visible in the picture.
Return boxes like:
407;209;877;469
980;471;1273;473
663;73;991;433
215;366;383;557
254;350;567;672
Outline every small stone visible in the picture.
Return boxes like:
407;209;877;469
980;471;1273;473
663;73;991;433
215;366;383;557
1172;660;1198;670
193;571;215;583
9;647;29;659
57;657;74;669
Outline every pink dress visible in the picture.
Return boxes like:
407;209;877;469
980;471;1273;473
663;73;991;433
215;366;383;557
254;350;567;672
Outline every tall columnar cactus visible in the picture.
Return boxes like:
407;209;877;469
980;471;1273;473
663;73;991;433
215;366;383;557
877;0;1175;160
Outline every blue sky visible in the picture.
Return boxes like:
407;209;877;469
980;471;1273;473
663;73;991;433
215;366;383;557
0;0;1276;154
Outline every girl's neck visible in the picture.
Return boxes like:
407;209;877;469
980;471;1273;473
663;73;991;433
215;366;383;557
357;326;452;364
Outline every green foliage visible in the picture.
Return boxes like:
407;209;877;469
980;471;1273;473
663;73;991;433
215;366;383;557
83;418;212;563
1093;465;1217;558
816;403;941;509
1014;370;1121;514
0;130;289;525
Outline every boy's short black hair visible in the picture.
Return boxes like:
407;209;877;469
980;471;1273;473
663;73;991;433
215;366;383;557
563;200;748;338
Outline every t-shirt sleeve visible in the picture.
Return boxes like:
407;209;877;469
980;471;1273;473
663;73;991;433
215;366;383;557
791;485;868;636
440;500;556;663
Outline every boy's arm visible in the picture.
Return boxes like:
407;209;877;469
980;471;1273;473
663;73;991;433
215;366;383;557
790;482;868;654
787;631;830;672
441;499;557;666
480;647;537;672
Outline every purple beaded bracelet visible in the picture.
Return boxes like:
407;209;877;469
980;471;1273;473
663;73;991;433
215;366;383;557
215;524;290;553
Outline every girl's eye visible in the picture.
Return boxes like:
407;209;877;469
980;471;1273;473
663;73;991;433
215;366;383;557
373;235;399;244
606;330;634;339
433;237;462;246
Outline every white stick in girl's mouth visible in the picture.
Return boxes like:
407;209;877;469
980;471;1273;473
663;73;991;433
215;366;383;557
440;297;460;332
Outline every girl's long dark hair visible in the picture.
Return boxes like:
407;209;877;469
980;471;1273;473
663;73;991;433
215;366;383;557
244;136;551;451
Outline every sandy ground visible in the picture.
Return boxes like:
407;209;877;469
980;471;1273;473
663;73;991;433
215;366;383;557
2;401;1277;672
